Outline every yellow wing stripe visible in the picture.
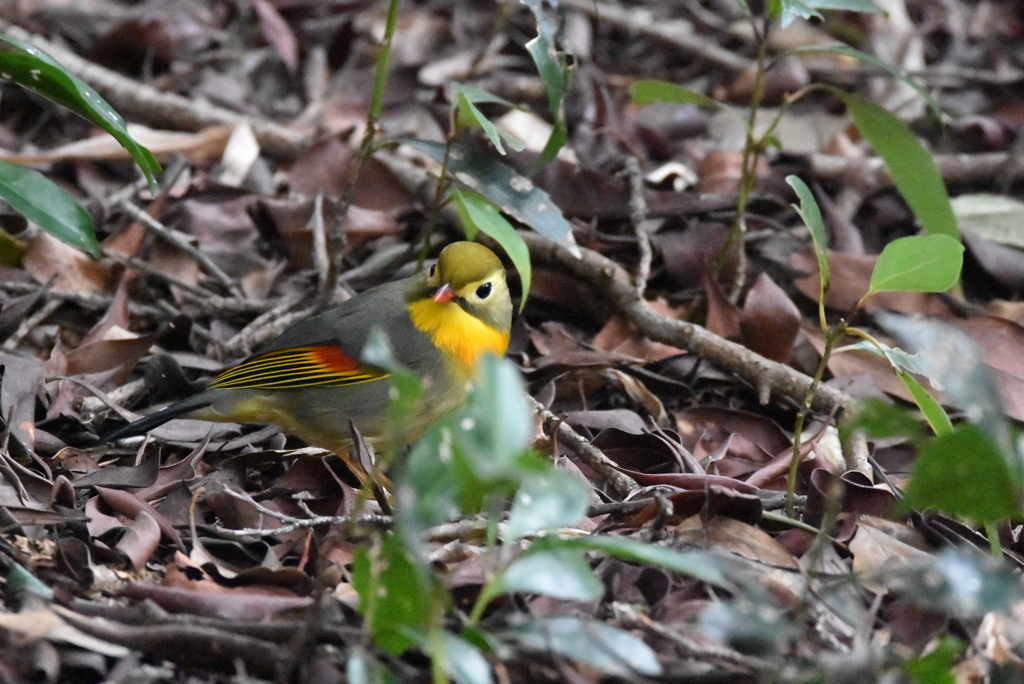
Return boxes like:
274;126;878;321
210;346;387;390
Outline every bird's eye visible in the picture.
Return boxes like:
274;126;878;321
428;264;436;278
476;282;492;299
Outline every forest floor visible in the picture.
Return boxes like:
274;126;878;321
1;0;1024;682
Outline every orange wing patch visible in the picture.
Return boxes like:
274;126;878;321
210;345;387;390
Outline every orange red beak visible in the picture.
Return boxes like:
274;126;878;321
433;283;457;304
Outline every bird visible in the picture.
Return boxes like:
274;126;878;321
103;241;513;482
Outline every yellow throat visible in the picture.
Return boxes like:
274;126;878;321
407;298;510;371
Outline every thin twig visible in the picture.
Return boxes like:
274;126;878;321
620;156;651;298
614;602;778;674
215;487;392;536
1;298;61;351
527;395;639;499
117;199;243;298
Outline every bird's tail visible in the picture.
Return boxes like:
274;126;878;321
100;393;213;443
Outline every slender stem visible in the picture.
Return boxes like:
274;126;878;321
419;129;458;266
319;0;401;305
985;522;1004;558
714;23;770;293
786;322;846;516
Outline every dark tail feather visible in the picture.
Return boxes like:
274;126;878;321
100;393;213;443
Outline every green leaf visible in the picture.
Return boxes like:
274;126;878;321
352;533;441;655
876;311;1013;460
845;398;925;447
791;45;940;119
951;193;1024;248
506;468;589;539
631;79;720;109
404;139;579;256
494;549;603;602
0;36;161;190
778;0;877;27
0;159;98;257
867;234;963;296
519;0;572;167
455;354;532;480
905;636;965;684
786;175;830;297
778;0;823;27
840;335;952;436
837;91;957;239
547;536;735;590
0;225;27;267
4;561;54;603
840;339;928;376
897;370;953;437
903;424;1022;522
438;633;494;684
451;82;523;155
502;617;661;677
450;188;532;310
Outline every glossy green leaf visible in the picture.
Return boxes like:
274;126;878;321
451;82;523;155
503;617;661;677
903;424;1022;522
786;175;830;297
897;370;953;437
0;160;99;257
506;468;588;539
520;0;571;167
439;633;494;684
494;549;602;602
838;92;957;239
404;139;579;255
631;79;719;109
450;188;532;310
0;36;161;190
867;234;963;296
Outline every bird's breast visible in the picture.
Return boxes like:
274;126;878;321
406;299;509;371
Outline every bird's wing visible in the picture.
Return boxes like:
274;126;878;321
209;344;387;390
